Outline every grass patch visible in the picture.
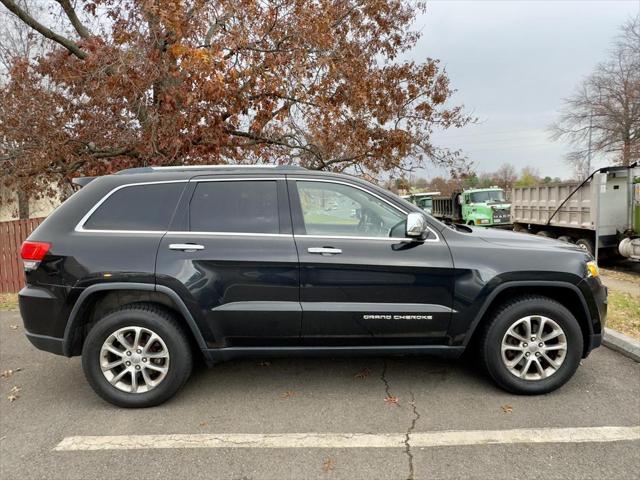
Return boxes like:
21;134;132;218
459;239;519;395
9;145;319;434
0;293;18;311
607;290;640;340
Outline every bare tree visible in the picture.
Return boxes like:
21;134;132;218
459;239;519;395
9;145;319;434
550;15;640;173
493;163;517;191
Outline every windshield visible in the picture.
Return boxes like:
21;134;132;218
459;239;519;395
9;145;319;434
469;190;505;203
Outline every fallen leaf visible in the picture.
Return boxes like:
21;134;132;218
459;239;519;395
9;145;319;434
501;404;513;414
353;368;371;379
384;395;399;406
1;368;21;379
257;361;271;367
7;385;21;402
199;421;208;427
322;457;336;472
9;325;18;330
280;390;296;399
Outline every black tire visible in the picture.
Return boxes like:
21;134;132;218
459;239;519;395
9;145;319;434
557;235;574;244
82;303;193;408
536;230;556;239
479;296;583;395
576;238;595;256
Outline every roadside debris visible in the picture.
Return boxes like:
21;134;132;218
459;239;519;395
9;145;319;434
353;368;371;379
501;404;513;414
0;368;21;379
322;457;336;473
7;385;21;402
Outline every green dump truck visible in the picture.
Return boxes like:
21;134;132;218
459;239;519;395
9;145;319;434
430;187;511;227
401;191;440;215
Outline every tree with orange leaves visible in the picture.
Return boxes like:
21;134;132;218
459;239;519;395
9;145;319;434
0;0;471;195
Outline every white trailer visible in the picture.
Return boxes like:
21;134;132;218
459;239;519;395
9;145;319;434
510;164;639;261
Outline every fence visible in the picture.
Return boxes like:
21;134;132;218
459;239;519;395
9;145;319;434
0;218;45;293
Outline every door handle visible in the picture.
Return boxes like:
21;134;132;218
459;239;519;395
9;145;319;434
169;243;205;251
308;247;342;255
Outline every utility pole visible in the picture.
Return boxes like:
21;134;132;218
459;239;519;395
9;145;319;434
586;111;593;180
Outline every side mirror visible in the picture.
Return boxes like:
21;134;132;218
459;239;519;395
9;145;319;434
406;212;427;239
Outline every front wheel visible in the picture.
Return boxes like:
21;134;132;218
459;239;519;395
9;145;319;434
82;303;193;408
479;296;583;395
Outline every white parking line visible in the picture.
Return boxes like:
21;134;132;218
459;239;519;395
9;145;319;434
54;426;640;451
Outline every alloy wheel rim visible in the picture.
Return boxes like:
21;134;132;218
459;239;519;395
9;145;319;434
100;326;170;393
501;315;567;381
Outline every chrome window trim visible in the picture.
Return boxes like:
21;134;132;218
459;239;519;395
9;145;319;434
74;180;188;233
289;177;440;243
294;234;430;242
166;231;292;238
75;176;440;243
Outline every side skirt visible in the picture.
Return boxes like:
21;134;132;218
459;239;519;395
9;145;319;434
202;345;465;364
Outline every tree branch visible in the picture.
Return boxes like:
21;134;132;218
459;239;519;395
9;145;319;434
0;0;88;59
55;0;92;39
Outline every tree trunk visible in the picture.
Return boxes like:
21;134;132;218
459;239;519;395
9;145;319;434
17;189;29;219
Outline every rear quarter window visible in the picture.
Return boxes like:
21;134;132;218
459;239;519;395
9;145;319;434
82;183;184;231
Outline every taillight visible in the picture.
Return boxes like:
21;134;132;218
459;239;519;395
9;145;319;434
20;241;51;271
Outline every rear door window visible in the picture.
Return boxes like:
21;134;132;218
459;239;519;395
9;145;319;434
189;180;279;234
83;183;184;231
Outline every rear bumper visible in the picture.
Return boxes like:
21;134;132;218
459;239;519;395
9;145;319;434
25;332;65;355
19;285;69;356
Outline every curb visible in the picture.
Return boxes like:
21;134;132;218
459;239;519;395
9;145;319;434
603;328;640;362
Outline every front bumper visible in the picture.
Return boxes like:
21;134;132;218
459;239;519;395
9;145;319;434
579;277;608;357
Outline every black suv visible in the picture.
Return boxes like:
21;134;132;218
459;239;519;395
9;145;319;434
19;166;607;407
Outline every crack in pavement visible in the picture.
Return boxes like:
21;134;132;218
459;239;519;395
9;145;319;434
404;392;420;480
380;361;421;480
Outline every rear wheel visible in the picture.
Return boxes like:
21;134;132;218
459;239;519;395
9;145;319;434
536;230;556;239
557;235;574;244
479;296;583;394
82;303;193;408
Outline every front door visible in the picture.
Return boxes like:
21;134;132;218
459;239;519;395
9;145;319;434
288;178;455;346
156;177;300;348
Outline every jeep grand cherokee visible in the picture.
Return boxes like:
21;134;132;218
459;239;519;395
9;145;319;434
18;165;607;407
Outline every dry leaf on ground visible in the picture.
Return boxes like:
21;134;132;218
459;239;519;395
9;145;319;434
9;325;18;330
384;395;399;406
7;385;21;402
1;369;20;379
280;390;296;399
322;457;336;472
353;368;371;379
501;404;513;414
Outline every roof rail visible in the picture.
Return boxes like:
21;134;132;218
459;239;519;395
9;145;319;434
116;164;306;175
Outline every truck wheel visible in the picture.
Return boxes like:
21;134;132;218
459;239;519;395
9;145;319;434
513;224;527;233
82;303;193;408
467;220;475;226
536;230;556;239
479;296;583;395
575;238;595;256
557;235;574;244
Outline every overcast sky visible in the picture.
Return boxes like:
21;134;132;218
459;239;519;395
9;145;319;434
411;0;639;180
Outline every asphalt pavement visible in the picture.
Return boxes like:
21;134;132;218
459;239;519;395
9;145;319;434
1;310;639;480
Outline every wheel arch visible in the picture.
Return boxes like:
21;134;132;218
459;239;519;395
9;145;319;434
463;281;594;357
62;282;207;356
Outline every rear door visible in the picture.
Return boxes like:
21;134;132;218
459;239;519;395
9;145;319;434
288;177;455;346
156;176;300;348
